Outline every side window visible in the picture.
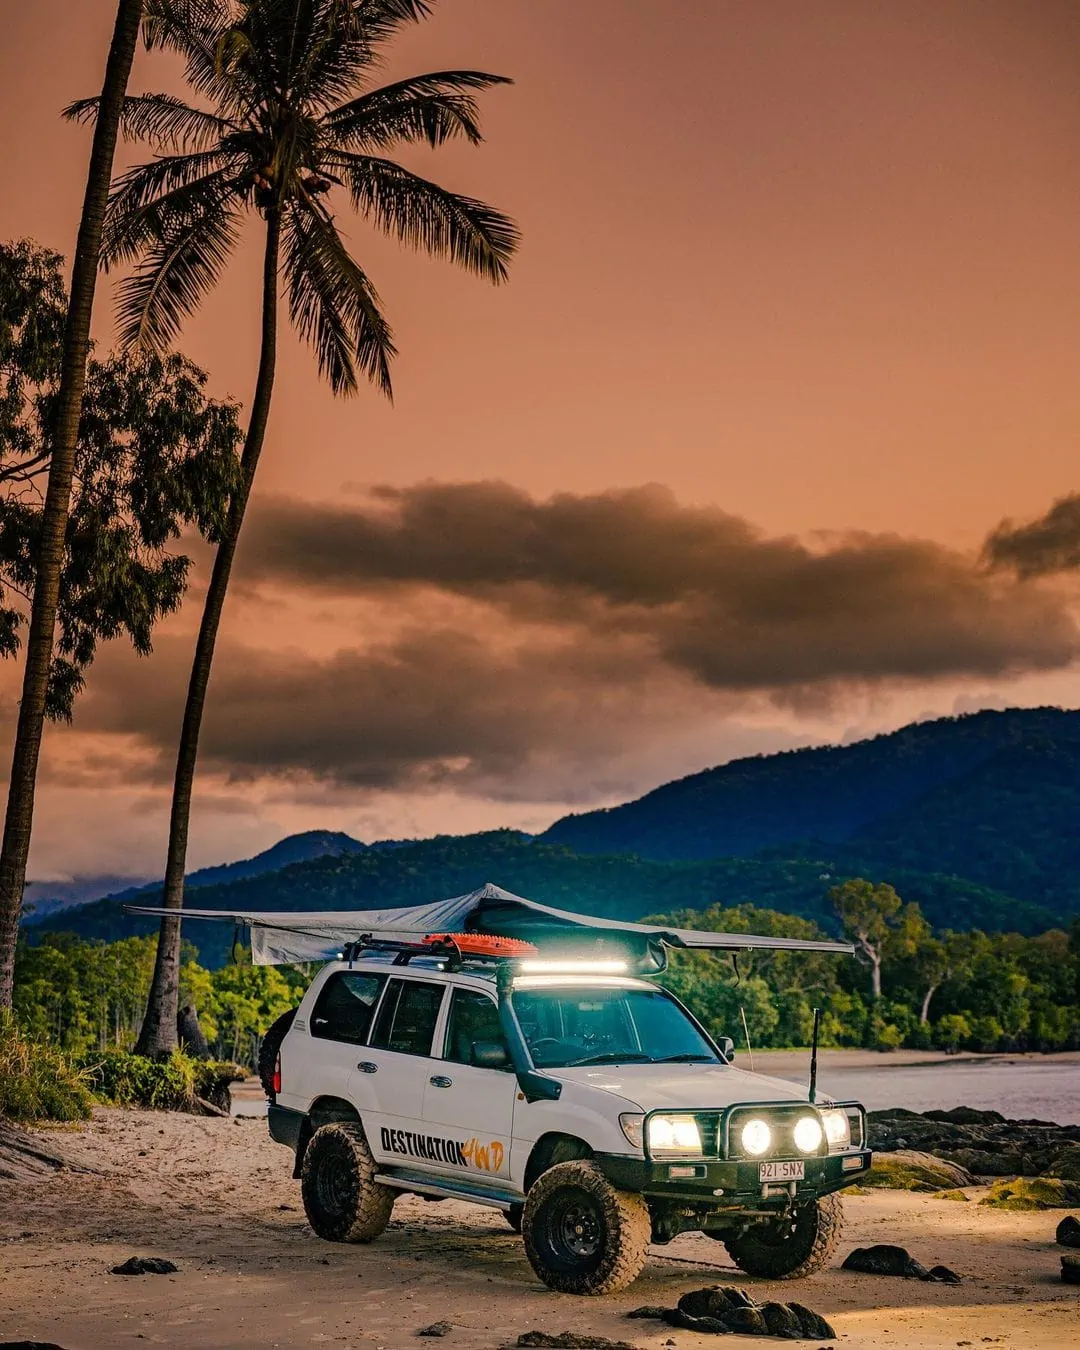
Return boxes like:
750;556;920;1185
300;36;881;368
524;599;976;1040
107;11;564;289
370;978;444;1056
310;972;386;1045
444;989;506;1066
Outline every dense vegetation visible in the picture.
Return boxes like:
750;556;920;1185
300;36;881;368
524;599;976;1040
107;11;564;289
27;829;1058;969
15;891;1080;1063
543;708;1080;918
13;933;306;1064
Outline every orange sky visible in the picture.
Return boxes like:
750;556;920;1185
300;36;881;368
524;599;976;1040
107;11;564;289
2;1;1080;882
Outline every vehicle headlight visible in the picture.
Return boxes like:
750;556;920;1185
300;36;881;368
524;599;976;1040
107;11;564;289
619;1113;644;1149
740;1117;772;1156
793;1115;824;1154
821;1108;851;1148
647;1114;703;1155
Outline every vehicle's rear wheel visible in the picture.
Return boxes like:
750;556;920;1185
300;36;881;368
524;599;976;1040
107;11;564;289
504;1203;524;1233
301;1121;395;1243
722;1193;843;1279
522;1160;651;1295
258;1008;296;1099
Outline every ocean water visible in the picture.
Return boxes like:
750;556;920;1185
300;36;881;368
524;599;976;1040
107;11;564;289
771;1057;1080;1125
234;1057;1080;1124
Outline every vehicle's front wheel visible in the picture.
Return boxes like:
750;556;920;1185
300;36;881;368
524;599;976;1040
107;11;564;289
301;1121;394;1243
522;1160;651;1295
722;1192;843;1279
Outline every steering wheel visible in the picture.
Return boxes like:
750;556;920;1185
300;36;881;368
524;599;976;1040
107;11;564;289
529;1037;563;1063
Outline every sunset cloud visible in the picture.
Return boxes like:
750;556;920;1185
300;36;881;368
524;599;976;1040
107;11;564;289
239;482;1079;691
985;493;1080;578
58;481;1080;808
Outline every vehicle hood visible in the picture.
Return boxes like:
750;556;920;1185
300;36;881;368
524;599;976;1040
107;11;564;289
552;1062;831;1112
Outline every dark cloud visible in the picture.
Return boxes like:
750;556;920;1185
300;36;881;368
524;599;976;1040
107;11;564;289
77;626;721;803
984;493;1080;578
240;482;1079;690
70;482;1080;803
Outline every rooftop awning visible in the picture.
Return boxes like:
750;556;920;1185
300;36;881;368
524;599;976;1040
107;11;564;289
123;881;854;965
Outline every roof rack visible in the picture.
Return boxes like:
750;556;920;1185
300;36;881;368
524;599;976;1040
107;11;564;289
343;935;511;972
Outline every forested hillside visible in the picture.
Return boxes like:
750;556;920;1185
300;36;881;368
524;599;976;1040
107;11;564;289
30;830;1052;969
541;707;1080;912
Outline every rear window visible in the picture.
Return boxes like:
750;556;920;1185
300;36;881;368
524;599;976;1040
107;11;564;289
310;972;386;1045
370;978;444;1056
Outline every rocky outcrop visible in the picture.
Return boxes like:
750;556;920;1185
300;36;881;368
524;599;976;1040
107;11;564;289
631;1287;836;1339
979;1177;1080;1211
1057;1215;1080;1247
859;1149;975;1192
868;1107;1080;1178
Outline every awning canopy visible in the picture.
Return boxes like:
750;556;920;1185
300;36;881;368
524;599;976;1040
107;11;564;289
124;881;854;965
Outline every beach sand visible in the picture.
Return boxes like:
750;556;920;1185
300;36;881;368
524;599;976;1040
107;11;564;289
1;1106;1077;1349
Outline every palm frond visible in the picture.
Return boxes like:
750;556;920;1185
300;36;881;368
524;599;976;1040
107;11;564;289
328;151;519;283
115;198;242;352
294;0;433;108
283;203;395;396
101;155;237;268
323;71;511;149
64;92;236;152
143;0;259;117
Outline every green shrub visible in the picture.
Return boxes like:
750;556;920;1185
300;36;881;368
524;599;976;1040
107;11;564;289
0;1011;93;1122
77;1049;245;1111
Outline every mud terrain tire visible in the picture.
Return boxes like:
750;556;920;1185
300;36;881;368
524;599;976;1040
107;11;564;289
301;1121;394;1243
258;1008;296;1099
723;1192;844;1279
522;1159;651;1295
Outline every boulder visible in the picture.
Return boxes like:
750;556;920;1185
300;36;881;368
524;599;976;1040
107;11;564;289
937;1148;1037;1178
980;1177;1080;1211
677;1287;738;1320
861;1151;975;1192
1046;1146;1080;1183
417;1323;454;1337
924;1107;1006;1126
932;1189;970;1202
761;1303;804;1339
842;1245;929;1278
110;1257;178;1276
723;1307;768;1335
661;1309;729;1334
787;1303;837;1340
625;1307;668;1320
1056;1215;1080;1247
1062;1254;1080;1285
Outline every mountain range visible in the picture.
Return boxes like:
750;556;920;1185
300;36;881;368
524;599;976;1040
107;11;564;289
25;706;1080;965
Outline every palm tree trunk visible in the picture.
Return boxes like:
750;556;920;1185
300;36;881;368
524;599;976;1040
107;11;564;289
0;0;144;1010
136;209;282;1056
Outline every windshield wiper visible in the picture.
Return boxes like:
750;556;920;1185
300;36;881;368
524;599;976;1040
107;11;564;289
568;1052;653;1066
653;1053;718;1063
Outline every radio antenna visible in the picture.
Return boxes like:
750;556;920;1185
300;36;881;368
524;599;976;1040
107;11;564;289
808;1006;821;1103
739;1004;754;1073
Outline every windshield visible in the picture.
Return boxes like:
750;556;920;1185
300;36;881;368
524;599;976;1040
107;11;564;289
511;985;719;1069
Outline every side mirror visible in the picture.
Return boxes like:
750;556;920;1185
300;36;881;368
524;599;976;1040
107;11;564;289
717;1036;735;1063
471;1039;511;1070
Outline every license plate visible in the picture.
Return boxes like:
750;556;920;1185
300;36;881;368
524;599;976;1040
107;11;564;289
759;1160;805;1182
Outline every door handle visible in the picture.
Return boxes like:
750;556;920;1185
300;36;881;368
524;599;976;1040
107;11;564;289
356;1061;378;1074
429;1075;453;1089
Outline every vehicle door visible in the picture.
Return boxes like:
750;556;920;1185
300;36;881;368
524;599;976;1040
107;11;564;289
420;985;517;1184
357;975;448;1173
300;969;387;1110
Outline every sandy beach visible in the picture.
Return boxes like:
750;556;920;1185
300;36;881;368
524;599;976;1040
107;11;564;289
2;1105;1077;1350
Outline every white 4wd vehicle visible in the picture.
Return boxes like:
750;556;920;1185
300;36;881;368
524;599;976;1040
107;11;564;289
268;939;871;1294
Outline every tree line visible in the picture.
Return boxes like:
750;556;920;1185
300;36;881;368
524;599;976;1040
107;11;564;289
655;880;1080;1053
0;0;517;1055
14;877;1080;1061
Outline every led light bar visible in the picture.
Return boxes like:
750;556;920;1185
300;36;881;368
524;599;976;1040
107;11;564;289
516;958;629;974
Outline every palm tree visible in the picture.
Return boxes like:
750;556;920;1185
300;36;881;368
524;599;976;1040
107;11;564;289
0;0;146;1011
70;0;518;1055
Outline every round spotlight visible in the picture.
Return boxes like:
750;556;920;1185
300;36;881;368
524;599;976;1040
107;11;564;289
793;1115;824;1154
741;1117;772;1156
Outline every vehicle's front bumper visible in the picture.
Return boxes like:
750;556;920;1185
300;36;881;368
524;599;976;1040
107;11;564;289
595;1150;872;1205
